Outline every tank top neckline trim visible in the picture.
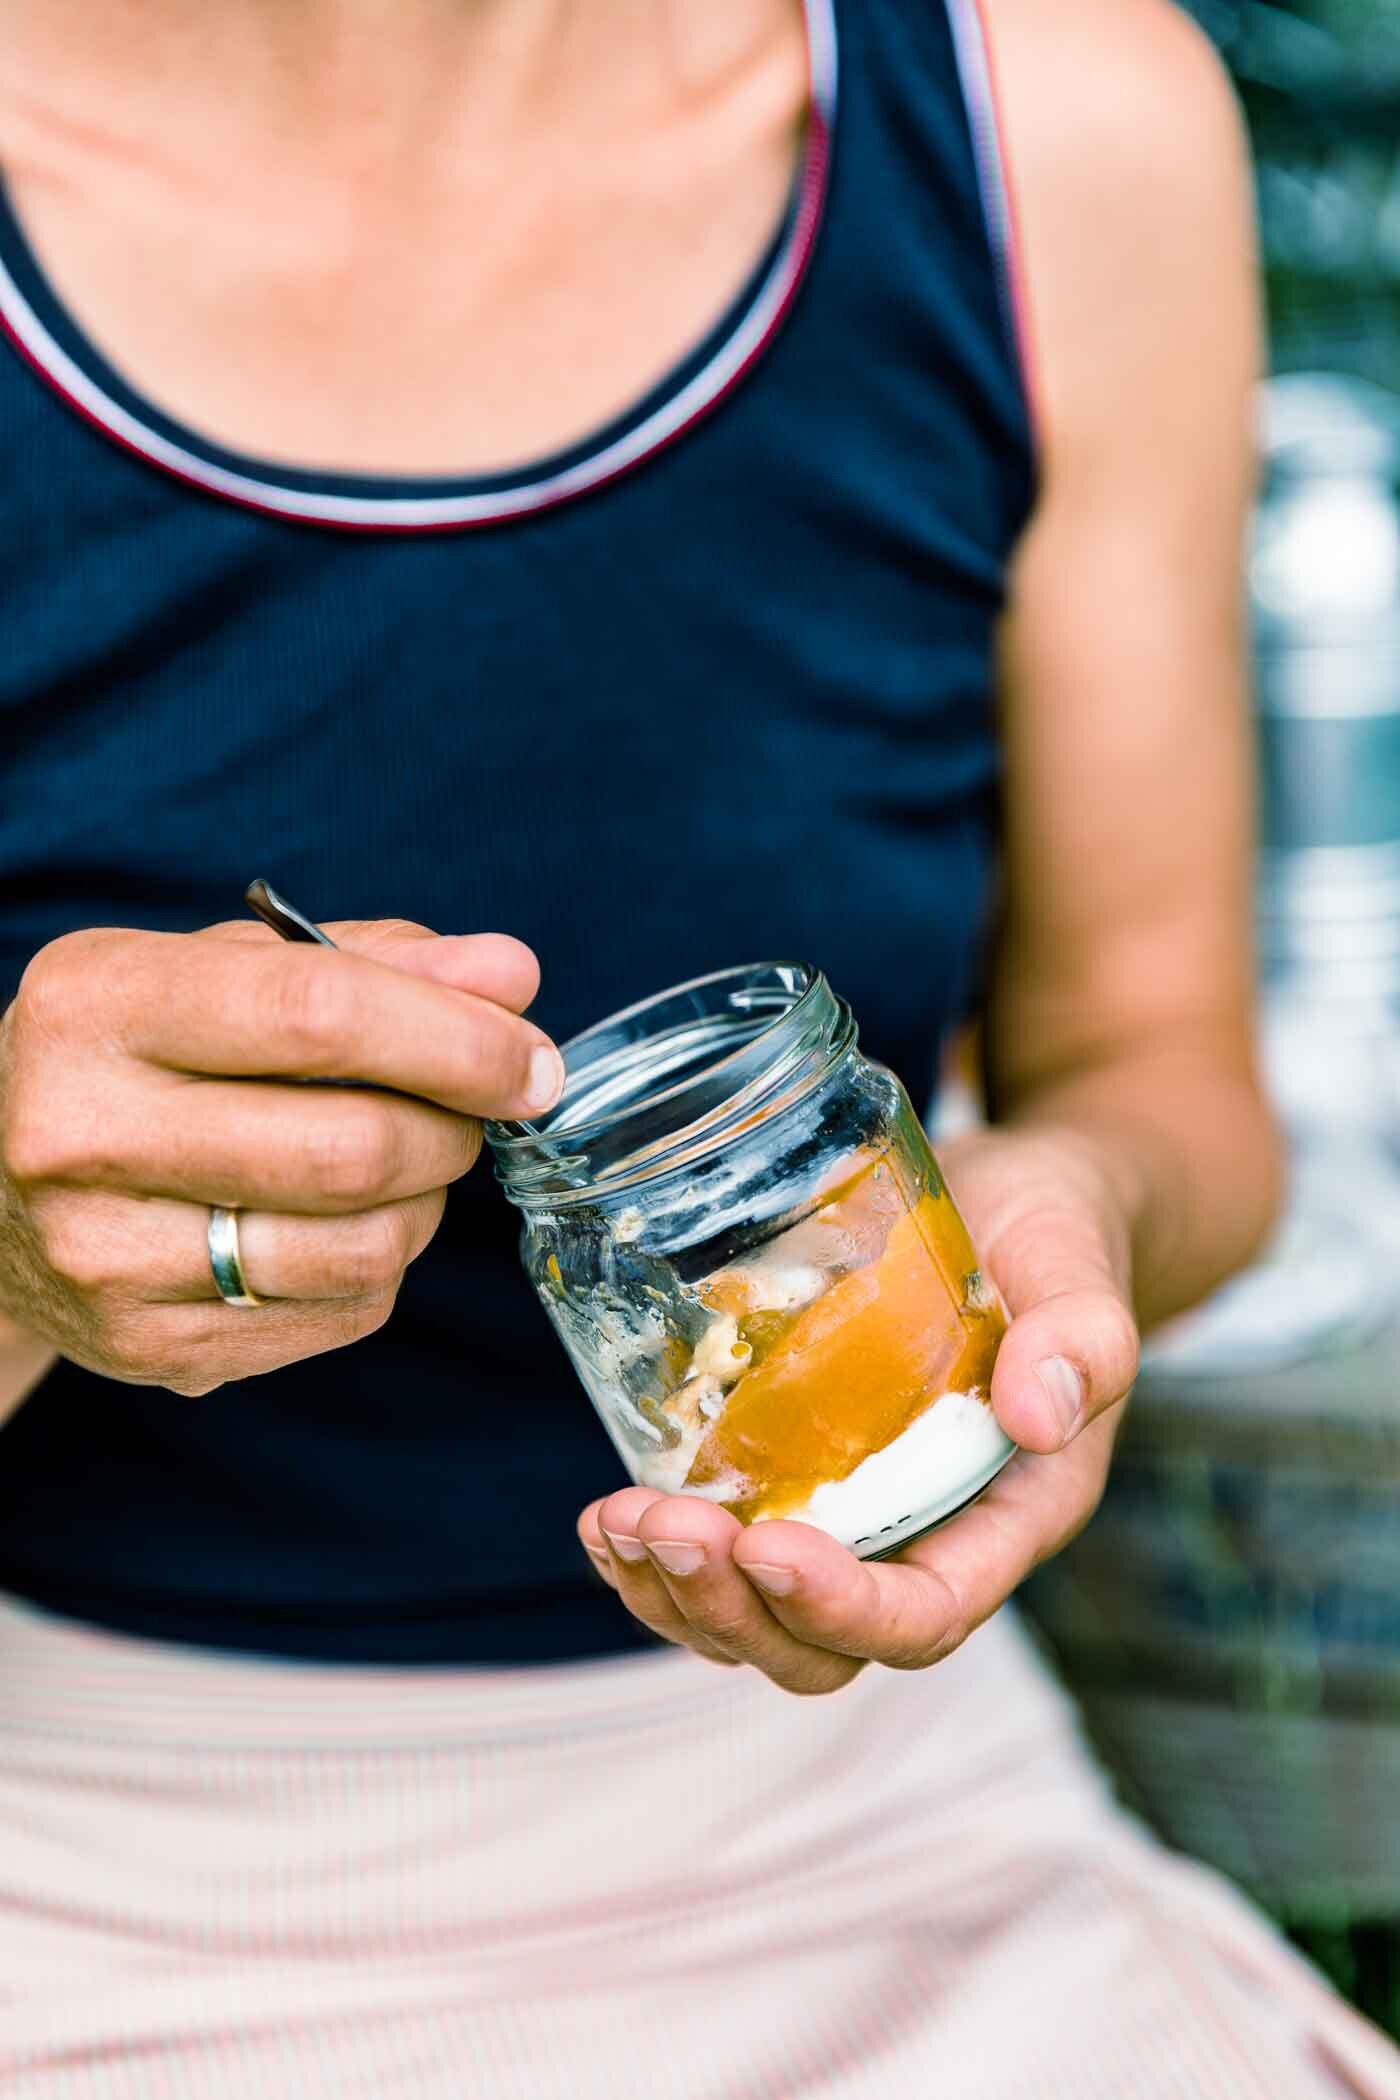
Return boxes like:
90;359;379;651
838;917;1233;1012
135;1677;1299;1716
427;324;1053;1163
0;0;1033;535
0;0;839;534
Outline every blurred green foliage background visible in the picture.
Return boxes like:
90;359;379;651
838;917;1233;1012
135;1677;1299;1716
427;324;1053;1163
1186;0;1400;382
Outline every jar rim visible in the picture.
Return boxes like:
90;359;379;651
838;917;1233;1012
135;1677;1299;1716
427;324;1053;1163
486;961;853;1206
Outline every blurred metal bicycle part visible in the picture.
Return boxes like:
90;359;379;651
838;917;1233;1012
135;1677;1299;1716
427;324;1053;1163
1252;375;1400;1012
1250;375;1400;1151
1135;373;1400;1376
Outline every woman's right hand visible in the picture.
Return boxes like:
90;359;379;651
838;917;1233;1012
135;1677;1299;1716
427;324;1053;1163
0;918;562;1396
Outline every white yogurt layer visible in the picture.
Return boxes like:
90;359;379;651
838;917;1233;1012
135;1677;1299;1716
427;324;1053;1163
636;1443;742;1501
784;1390;1015;1553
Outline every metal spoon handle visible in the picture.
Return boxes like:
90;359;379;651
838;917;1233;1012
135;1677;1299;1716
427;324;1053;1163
244;878;338;949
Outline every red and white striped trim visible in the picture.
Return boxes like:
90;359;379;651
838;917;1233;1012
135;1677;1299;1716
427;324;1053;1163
945;0;1042;451
0;0;837;534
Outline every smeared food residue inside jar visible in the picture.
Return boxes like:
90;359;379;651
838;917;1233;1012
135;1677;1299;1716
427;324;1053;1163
633;1153;1008;1540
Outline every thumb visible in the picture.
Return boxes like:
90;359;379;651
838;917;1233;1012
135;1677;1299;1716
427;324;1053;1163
939;1131;1139;1456
986;1211;1140;1454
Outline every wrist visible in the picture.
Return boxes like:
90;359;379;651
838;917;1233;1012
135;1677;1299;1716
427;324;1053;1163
1008;1115;1147;1233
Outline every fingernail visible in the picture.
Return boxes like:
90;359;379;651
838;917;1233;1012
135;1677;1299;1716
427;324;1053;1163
584;1545;612;1572
1034;1355;1084;1444
647;1540;705;1577
743;1563;797;1596
602;1528;647;1564
525;1044;566;1116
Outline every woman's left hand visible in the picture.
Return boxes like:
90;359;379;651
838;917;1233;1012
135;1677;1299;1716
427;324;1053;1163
577;1125;1141;1694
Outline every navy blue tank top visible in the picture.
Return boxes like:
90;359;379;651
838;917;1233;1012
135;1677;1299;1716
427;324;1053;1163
0;0;1033;1661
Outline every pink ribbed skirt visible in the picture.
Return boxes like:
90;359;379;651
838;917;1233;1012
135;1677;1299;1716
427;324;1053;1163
1;1593;1397;2100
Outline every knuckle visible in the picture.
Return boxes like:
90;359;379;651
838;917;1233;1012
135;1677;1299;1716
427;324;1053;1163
139;1321;226;1397
885;1626;963;1671
12;936;86;1041
100;1325;170;1390
683;1603;753;1652
326;918;433;950
195;919;264;943
629;1604;691;1649
3;1093;115;1190
304;1105;400;1206
267;958;355;1067
351;1287;399;1341
342;1209;413;1294
0;1087;57;1186
883;1616;964;1670
11;931;136;1058
366;917;433;947
39;1211;129;1298
882;1570;968;1671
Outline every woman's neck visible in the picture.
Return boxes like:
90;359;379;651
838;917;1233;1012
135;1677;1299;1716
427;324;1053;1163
0;0;808;476
5;0;772;164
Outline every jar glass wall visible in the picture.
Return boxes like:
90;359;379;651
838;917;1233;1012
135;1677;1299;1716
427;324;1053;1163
487;965;1014;1558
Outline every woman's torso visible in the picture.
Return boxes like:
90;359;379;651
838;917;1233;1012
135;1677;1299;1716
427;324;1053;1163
0;0;1032;1662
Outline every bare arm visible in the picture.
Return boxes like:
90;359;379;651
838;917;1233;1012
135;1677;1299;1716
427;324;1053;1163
583;0;1285;1692
986;0;1281;1331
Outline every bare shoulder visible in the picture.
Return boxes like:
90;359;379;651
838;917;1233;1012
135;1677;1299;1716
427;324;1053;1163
981;0;1258;474
982;0;1248;211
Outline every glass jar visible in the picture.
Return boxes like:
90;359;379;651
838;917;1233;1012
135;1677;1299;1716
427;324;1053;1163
486;965;1015;1557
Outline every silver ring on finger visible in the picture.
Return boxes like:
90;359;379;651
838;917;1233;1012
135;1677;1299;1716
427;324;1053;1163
207;1206;264;1308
